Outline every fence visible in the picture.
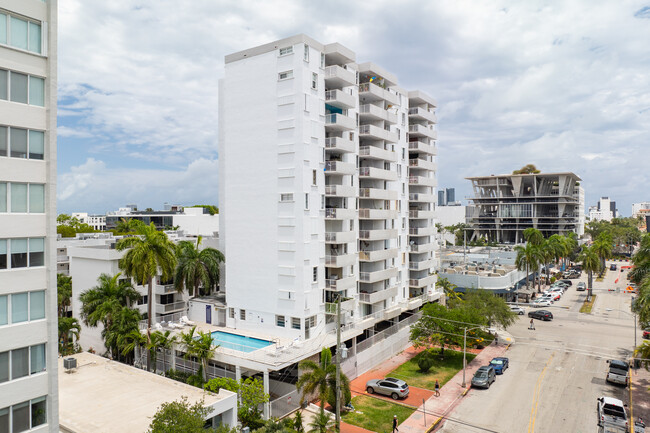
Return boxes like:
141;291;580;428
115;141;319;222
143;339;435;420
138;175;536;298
270;389;301;419
356;312;422;353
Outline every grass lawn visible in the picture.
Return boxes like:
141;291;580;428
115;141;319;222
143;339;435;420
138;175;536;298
580;294;596;313
342;395;414;432
387;349;477;390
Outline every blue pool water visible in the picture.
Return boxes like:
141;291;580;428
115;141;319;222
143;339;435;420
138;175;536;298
211;331;273;353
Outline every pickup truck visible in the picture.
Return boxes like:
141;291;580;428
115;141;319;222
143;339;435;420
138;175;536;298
606;360;630;386
597;396;628;430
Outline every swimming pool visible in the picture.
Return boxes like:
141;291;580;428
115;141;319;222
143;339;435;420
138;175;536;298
211;331;273;353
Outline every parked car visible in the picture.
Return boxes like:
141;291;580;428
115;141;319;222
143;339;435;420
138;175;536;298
606;360;630;386
560;279;573;287
532;299;553;307
509;305;525;315
471;366;496;389
365;377;410;400
577;282;587;291
643;329;650;339
553;282;568;289
597;396;628;430
529;310;553;321
489;357;509;374
610;264;618;271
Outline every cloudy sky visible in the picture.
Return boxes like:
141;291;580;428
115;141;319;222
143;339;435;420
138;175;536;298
57;1;650;216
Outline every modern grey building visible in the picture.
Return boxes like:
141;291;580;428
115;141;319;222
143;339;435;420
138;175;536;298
466;172;582;243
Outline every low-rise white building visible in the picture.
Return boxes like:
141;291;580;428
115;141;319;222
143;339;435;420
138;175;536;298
70;213;106;231
632;202;650;218
105;205;219;237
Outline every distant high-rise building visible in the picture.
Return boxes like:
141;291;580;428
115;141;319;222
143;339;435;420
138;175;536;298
591;197;615;221
438;190;446;206
0;1;59;431
446;188;455;203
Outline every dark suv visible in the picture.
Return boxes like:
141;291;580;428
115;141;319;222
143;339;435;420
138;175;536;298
471;366;496;389
528;310;553;321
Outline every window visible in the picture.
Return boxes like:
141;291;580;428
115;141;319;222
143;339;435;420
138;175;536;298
10;127;27;158
0;351;7;383
291;317;301;330
30;239;45;267
10;16;28;50
29;130;44;159
279;46;293;56
11;183;27;212
313;266;317;282
307;315;316;328
321;194;325;210
0;240;5;270
0;291;45;326
0;13;6;44
136;295;147;306
304;44;309;61
30;290;45;319
29;76;44;106
311;73;317;90
228;308;234;319
0;69;7;100
30;344;46;374
0;397;47;432
320;53;325;68
11;239;27;268
29;184;44;213
13;401;29;432
276;315;285;327
0;183;5;212
31;396;47;428
10;71;27;104
305;193;309;210
11;292;28;323
278;70;293;80
28;22;41;54
312;170;317;185
11;347;29;379
0;295;6;325
240;309;246;320
280;193;294;202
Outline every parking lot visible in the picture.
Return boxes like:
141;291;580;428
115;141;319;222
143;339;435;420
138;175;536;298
439;261;638;432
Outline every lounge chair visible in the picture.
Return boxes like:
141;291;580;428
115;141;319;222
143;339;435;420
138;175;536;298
180;316;195;326
154;323;164;331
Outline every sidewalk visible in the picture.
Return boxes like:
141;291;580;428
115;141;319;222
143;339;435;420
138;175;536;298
631;365;650;424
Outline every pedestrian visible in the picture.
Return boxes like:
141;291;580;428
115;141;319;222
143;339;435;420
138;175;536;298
392;415;399;433
529;318;535;330
434;379;440;396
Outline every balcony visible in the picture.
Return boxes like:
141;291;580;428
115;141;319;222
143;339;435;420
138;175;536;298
409;193;437;203
408;176;437;187
324;65;356;87
155;284;177;295
359;104;397;124
359;124;398;143
325;89;356;109
358;208;398;220
325;252;357;268
401;293;426;310
408;124;437;139
409;226;436;236
325;275;357;291
359;285;398;304
359;145;397;162
359;187;397;200
325;113;356;131
359;228;398;240
359;267;398;283
410;242;435;253
324;160;356;175
325;297;356;314
408;107;437;124
325;136;355;153
358;82;399;105
359;166;398;181
409;139;437;155
409;259;435;271
409;274;436;288
325;231;356;244
409;158;437;171
325;207;356;219
325;184;356;197
359;247;398;262
155;301;186;315
409;209;436;219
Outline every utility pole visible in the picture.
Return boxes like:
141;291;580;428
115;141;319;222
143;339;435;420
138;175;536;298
335;296;341;432
463;229;467;265
461;327;467;387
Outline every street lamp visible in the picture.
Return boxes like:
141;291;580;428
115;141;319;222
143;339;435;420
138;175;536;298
461;325;484;388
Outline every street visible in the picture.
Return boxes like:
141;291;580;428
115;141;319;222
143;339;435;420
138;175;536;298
439;262;638;433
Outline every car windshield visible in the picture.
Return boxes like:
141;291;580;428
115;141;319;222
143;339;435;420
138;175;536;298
491;360;503;365
475;372;487;378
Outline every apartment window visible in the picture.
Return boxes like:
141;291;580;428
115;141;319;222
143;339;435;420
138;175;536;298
402;113;406;126
0;183;5;212
280;193;294;202
29;184;45;213
29;130;45;159
291;317;301;330
0;396;47;432
0;69;45;107
10;71;28;104
240;309;246;320
304;44;309;62
402;252;406;265
0;70;7;100
402;148;406;160
11;347;29;379
0;295;6;325
276;315;285;327
278;70;293;81
307;315;316;328
11;183;27;212
320;53;325;68
30;290;45;320
136;295;147;306
0;240;5;270
279;46;293;56
321;194;325;210
11;238;27;268
30;344;46;374
312;169;317;185
311;73;318;90
305;193;309;210
0;13;42;54
228;308;234;319
0;351;7;383
29;76;44;106
10;127;27;158
313;266;318;282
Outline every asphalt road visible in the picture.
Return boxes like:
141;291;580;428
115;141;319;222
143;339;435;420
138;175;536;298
439;261;637;433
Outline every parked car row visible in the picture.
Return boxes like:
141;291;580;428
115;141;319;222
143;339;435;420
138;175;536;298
471;357;510;389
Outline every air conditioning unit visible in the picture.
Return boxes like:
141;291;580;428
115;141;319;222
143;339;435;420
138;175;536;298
63;357;77;373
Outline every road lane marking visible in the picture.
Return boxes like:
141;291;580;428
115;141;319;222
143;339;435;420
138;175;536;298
528;352;555;433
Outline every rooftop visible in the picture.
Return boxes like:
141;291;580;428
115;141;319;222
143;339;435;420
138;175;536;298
58;352;233;433
465;172;581;181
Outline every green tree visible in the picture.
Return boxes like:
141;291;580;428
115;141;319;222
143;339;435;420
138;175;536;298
57;273;72;318
58;316;81;355
79;273;141;359
456;290;516;329
522;228;543;246
174;236;225;297
293;411;305;433
635;340;650;370
512;164;541;174
630;234;650;284
308;409;334;433
436;277;461;303
117;222;178;370
119;328;148;367
296;347;351;414
204;376;270;429
115;217;144;233
515;242;541;292
103;307;142;363
151;330;177;373
417;349;436;373
180;326;217;382
148;396;211;433
578;245;600;299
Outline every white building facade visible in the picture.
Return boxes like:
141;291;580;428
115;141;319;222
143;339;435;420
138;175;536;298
632;202;650;219
70;213;106;231
0;1;58;431
219;35;440;342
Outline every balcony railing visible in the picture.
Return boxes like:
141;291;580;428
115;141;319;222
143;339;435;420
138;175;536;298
325;161;356;175
359;104;398;124
359;228;398;240
325;113;356;130
358;208;398;220
359;145;397;162
408;139;437;155
324;65;356;86
408;107;437;123
358;82;399;105
359;124;399;143
155;301;186;314
359;188;398;200
325;137;355;153
325;89;356;108
359;166;398;181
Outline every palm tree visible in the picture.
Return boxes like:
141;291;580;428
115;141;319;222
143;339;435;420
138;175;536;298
538;239;555;289
635;340;650;369
630;234;650;284
58;316;81;355
115;217;144;233
119;329;148;368
308;409;334;433
181;326;217;382
296;347;351;414
174;236;225;297
515;243;541;294
150;330;177;374
436;277;461;303
57;273;72;318
103;307;142;362
117;222;177;371
592;234;613;276
523;228;543;246
79;273;141;358
578;245;600;299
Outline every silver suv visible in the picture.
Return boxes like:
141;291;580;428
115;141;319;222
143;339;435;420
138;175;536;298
365;377;410;399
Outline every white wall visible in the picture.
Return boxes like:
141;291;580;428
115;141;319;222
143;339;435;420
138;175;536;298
436;205;466;245
173;208;219;236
